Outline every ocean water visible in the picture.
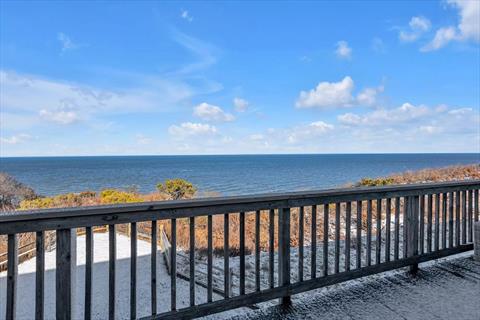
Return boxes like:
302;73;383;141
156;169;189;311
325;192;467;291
0;154;478;197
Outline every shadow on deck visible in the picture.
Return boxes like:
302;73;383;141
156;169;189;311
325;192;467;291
226;254;480;320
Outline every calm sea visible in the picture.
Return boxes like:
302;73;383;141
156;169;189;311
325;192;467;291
0;154;478;197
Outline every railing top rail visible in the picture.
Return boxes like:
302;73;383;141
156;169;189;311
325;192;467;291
1;180;479;225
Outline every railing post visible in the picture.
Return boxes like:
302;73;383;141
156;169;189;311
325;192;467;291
278;207;291;306
406;196;419;274
56;228;77;319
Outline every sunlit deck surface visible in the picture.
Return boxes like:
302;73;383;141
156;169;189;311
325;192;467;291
225;254;480;320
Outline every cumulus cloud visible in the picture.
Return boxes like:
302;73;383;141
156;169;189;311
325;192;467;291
422;0;480;51
0;133;31;145
399;16;431;42
295;76;383;109
193;102;235;122
233;98;249;112
338;102;430;126
335;41;352;59
168;122;217;138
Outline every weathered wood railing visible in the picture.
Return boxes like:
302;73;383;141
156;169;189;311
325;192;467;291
1;180;479;319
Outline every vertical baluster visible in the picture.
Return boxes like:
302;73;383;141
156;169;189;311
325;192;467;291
419;196;424;255
109;225;116;320
189;217;195;306
323;204;329;276
427;194;433;253
335;203;340;273
357;201;363;268
6;234;18;320
278;208;291;305
239;212;246;295
394;197;400;261
171;219;177;310
130;223;137;319
367;200;372;265
448;192;454;248
298;206;304;281
224;213;231;296
385;199;391;262
345;202;351;271
35;231;45;320
207;215;213;302
268;209;274;289
406;196;419;273
311;205;317;278
468;190;473;242
462;190;467;244
84;228;92;320
56;229;76;320
376;199;382;265
475;189;479;222
456;191;461;246
151;221;157;315
255;211;261;291
442;193;447;249
435;194;440;251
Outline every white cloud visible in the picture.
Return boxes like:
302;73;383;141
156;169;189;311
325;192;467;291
57;32;79;53
233;98;249;112
0;70;194;128
335;41;352;59
399;16;431;42
422;1;479;51
419;125;442;134
296;76;383;109
449;0;480;41
39;109;80;124
357;86;384;107
421;27;458;51
168;122;217;138
296;76;354;108
338;102;430;126
135;134;152;145
180;10;193;22
193;102;235;122
0;133;31;145
249;134;264;141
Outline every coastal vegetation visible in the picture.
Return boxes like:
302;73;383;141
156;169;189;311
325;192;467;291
0;164;478;256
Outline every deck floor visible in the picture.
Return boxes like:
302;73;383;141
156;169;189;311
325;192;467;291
224;254;480;320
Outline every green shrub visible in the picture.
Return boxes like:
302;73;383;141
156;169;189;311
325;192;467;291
358;177;395;187
19;197;55;210
100;189;143;204
156;178;197;200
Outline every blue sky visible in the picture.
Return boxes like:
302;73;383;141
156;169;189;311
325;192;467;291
1;1;479;156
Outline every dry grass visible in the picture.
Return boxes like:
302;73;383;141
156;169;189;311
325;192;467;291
355;164;479;186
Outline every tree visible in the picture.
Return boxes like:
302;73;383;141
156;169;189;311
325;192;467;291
156;178;197;200
0;172;37;211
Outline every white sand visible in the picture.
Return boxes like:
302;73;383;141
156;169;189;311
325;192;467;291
0;233;238;320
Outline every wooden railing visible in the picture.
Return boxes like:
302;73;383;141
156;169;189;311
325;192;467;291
1;180;479;319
